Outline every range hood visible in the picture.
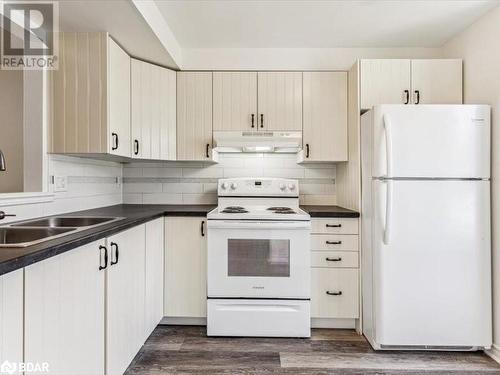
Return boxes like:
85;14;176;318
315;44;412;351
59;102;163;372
213;131;302;153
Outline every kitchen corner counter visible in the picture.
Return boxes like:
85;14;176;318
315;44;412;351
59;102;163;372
0;204;216;276
300;205;360;218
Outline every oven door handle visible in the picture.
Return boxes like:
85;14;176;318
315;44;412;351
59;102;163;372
207;220;311;230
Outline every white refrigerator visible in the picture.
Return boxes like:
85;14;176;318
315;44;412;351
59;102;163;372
361;105;492;350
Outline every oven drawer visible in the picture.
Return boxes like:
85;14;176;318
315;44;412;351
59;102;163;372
207;299;310;337
311;234;358;251
311;251;358;268
311;268;359;318
311;218;358;235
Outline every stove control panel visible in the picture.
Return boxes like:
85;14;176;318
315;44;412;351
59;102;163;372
218;178;299;197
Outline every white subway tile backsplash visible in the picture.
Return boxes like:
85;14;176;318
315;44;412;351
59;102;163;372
123;154;337;206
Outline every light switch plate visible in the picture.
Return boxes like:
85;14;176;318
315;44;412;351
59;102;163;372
54;176;67;192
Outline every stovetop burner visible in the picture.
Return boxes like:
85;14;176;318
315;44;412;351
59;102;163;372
222;206;249;213
267;206;296;214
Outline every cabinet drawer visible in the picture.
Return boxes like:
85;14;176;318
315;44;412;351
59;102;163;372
311;251;358;268
311;234;358;251
311;218;358;234
311;268;359;319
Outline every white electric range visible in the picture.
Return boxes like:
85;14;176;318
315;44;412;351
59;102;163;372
207;177;311;338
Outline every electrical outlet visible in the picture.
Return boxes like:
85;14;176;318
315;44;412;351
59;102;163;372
54;176;67;192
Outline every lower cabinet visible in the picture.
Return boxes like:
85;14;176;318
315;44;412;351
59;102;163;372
106;225;146;375
23;219;164;375
25;240;106;375
144;218;165;339
0;269;24;373
165;217;207;318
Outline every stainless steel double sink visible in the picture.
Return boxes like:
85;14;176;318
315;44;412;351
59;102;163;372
0;216;124;247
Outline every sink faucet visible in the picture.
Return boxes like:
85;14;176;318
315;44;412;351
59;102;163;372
0;149;5;171
0;211;16;220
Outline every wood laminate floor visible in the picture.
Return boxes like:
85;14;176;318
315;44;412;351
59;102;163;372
125;325;500;375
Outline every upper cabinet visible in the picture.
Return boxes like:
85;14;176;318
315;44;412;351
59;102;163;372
257;72;302;131
131;59;176;160
359;59;462;110
213;72;257;131
410;59;463;105
50;32;131;158
301;72;348;162
177;72;214;161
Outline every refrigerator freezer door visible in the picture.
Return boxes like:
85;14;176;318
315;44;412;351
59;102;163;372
370;105;490;178
371;179;491;347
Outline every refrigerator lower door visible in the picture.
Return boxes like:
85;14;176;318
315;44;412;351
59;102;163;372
371;179;491;348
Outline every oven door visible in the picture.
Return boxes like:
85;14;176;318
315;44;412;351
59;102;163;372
207;220;311;299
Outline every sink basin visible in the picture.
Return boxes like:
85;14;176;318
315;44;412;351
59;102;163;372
12;216;120;228
0;227;77;247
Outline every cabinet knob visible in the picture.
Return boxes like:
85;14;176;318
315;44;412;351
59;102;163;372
305;144;310;158
403;90;410;105
326;240;342;245
99;245;108;270
111;133;119;150
201;220;205;237
110;242;119;265
134;140;139;155
326;290;342;296
251;114;255;128
326;257;342;262
326;224;341;228
414;90;420;104
206;144;210;158
260;114;264;128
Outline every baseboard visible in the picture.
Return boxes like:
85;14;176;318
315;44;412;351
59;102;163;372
485;343;500;364
311;318;356;329
160;317;356;329
160;317;207;326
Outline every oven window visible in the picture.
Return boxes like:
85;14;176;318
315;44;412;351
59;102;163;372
227;239;290;277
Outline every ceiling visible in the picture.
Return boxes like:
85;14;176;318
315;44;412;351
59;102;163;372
155;0;498;48
58;0;178;68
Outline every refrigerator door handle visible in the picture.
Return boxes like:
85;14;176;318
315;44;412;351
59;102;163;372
383;180;393;245
383;114;393;178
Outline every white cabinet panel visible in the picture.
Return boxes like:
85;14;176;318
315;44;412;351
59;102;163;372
257;72;302;131
0;269;23;372
311;218;359;235
177;72;213;161
25;240;106;375
165;217;207;318
108;37;131;157
302;72;347;161
360;59;411;110
106;225;146;375
311;268;359;319
144;218;165;340
213;72;257;131
311;234;359;251
411;59;462;104
160;68;177;160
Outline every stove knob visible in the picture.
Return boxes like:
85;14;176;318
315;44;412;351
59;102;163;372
230;182;238;190
288;184;296;191
279;183;286;191
221;182;228;190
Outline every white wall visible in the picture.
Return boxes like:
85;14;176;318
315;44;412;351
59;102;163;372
123;153;336;205
443;4;500;358
181;47;441;70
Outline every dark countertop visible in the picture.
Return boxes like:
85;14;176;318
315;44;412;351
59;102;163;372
301;205;360;218
0;203;359;276
0;204;215;276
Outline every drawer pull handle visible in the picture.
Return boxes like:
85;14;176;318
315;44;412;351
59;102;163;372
326;224;342;228
326;291;342;296
326;257;342;262
326;240;342;245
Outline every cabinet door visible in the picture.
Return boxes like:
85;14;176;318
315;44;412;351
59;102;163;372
144;218;165;340
257;72;302;131
411;59;463;104
159;68;176;160
25;240;106;375
303;72;347;162
360;59;411;110
213;72;257;131
165;217;207;318
108;37;131;157
177;72;213;160
107;225;146;375
0;269;23;373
